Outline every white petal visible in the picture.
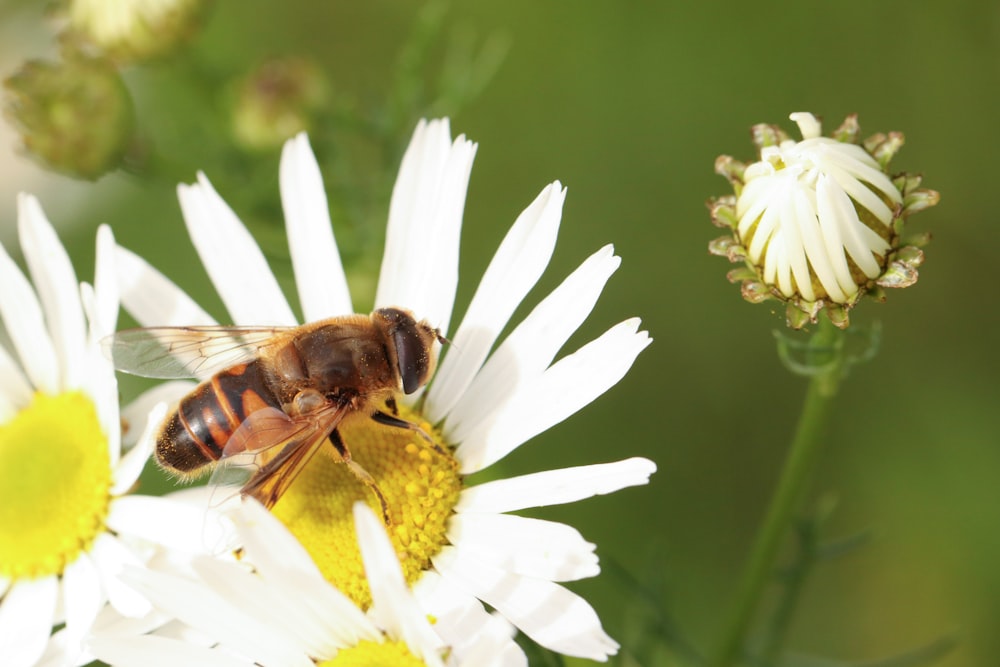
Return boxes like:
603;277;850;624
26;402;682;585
433;547;618;661
0;342;31;420
456;319;651;472
446;244;620;445
779;185;814;301
17;193;86;390
736;174;776;238
0;236;59;393
78;282;122;467
815;152;894;224
191;556;338;661
813;175;859;296
107;493;227;555
122;564;311;667
90;635;254;667
147;617;217;645
90;534;151;618
454;612;526;667
456;457;656;514
84;227;123;459
376;118;478;335
110;403;164;496
447;513;598;581
115;245;217;327
178;175;296;326
92;225;121;340
233;500;379;646
772;231;794;297
426;182;565;422
412;571;494;660
354;503;444;666
817;175;886;277
815;142;901;205
280;133;353;320
90;603;173;637
745;200;777;262
232;499;325;579
62;552;106;653
34;624;88;667
120;381;194;446
789;111;822;139
792;186;846;303
0;575;59;667
414;571;526;666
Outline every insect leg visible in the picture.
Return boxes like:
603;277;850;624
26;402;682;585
370;410;447;457
328;429;390;524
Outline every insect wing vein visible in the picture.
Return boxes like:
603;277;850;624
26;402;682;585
107;325;292;379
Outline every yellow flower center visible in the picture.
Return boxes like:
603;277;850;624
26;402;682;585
271;404;461;608
317;639;427;667
0;391;112;579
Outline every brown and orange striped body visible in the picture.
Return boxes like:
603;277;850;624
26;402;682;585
155;359;278;475
153;314;406;477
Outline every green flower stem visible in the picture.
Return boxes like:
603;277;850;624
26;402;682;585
711;319;845;667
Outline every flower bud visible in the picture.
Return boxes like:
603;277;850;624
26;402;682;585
3;55;135;180
63;0;209;62
230;57;329;152
708;112;938;329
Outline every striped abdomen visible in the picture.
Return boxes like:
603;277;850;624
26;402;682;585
155;360;280;476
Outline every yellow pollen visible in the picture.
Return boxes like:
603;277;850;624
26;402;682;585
271;405;462;608
0;391;112;579
317;639;427;666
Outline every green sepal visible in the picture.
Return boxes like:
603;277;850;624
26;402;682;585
903;186;941;216
876;260;919;288
866;131;905;169
825;303;850;329
708;235;747;261
831;113;860;144
894;245;925;267
726;266;758;283
708;196;738;229
751;122;789;152
714;155;746;187
741;280;773;304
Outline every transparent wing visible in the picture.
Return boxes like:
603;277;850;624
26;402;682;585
208;402;351;509
105;325;295;379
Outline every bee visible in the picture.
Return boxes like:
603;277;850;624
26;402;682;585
108;307;446;519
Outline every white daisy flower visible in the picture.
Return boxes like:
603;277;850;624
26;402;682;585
115;118;655;661
90;499;524;667
0;194;228;667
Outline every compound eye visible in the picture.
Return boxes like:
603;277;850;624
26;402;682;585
393;325;429;394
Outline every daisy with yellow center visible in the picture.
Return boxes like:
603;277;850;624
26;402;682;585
90;499;523;667
115;119;655;661
0;194;232;667
709;111;938;328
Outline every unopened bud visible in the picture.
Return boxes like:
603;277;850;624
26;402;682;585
64;0;210;62
4;56;134;180
231;58;329;152
707;112;939;329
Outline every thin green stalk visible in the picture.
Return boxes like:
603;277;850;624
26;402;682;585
710;320;845;667
760;517;820;662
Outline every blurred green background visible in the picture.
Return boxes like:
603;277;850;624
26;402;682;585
2;1;998;665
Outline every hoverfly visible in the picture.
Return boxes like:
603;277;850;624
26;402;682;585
108;307;446;519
